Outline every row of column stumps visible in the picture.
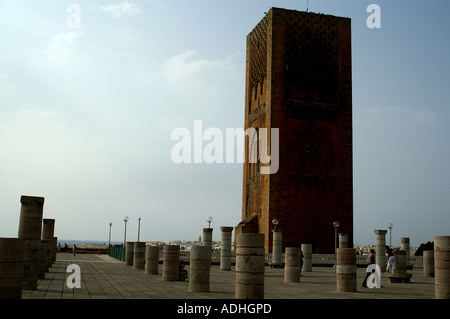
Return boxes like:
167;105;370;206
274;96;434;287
372;230;449;299
1;196;448;299
269;230;313;272
0;195;58;299
74;228;450;299
124;229;449;299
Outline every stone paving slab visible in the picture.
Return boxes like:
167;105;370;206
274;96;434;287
8;253;445;317
20;253;438;300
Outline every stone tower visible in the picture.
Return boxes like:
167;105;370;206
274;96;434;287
236;8;353;254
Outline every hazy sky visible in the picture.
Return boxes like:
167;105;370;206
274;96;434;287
1;0;449;247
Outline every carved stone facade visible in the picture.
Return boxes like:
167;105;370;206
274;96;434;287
236;8;353;254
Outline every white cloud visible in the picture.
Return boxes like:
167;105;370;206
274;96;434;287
39;31;84;66
0;109;124;190
94;1;143;19
366;106;438;123
415;110;437;123
163;50;237;99
0;72;17;100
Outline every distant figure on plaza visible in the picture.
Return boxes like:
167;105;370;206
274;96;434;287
300;251;304;274
179;258;188;281
386;249;396;274
73;244;77;256
362;249;376;288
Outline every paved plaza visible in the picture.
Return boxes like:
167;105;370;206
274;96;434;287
23;253;436;300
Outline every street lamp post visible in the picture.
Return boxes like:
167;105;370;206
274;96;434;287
333;221;339;266
108;222;112;249
123;216;129;262
272;218;279;231
388;223;393;247
207;216;213;228
123;216;129;246
271;219;281;267
138;217;141;242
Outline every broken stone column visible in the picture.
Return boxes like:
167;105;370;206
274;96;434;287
202;228;213;248
18;195;44;290
188;245;211;292
133;242;146;270
0;238;25;299
125;241;134;266
235;233;265;299
423;250;434;278
41;219;55;241
38;240;51;278
336;248;357;292
220;226;233;271
401;237;410;267
270;229;282;268
392;250;411;282
400;237;411;267
42;219;56;266
145;245;159;275
374;230;387;272
301;243;312;272
52;237;57;264
162;245;180;281
434;236;450;299
284;247;301;282
339;233;348;248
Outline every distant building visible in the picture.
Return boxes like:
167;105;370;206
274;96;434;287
236;8;353;254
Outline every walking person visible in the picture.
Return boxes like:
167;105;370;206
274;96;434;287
386;249;396;275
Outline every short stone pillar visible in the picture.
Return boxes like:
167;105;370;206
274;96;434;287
423;250;434;278
38;240;51;278
18;195;45;290
188;245;212;292
301;243;312;272
220;227;233;271
21;239;41;290
202;228;213;248
42;219;56;266
394;250;407;275
52;237;57;264
162;245;180;281
0;238;25;299
42;219;55;239
125;242;134;266
374;230;387;272
270;230;282;268
434;236;450;299
145;245;160;275
133;242;146;270
401;237;410;266
336;248;357;292
284;247;301;282
18;196;45;240
339;233;348;248
389;250;412;282
235;233;265;299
